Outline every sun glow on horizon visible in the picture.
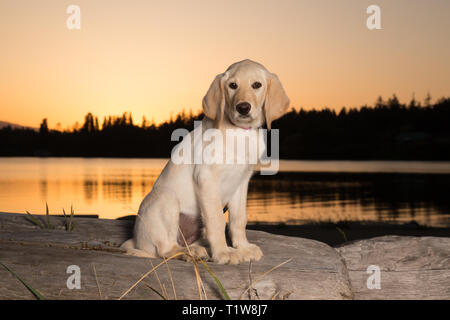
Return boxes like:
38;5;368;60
1;0;449;129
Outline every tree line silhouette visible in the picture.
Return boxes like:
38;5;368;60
1;94;449;160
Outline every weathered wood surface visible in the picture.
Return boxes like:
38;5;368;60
0;213;352;300
0;212;449;299
336;236;450;299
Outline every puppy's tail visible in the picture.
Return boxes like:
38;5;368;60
120;238;155;258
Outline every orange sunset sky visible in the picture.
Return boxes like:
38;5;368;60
1;0;449;129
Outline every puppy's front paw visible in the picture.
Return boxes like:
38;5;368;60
212;247;242;265
236;243;263;262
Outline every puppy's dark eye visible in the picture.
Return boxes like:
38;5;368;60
252;82;262;89
229;82;238;90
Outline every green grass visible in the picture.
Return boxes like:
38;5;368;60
62;205;75;232
26;203;75;232
1;262;46;300
198;259;231;300
335;226;348;242
45;203;52;229
26;210;44;229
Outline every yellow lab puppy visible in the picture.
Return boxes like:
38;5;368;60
121;59;290;264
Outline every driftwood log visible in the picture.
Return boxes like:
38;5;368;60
0;212;448;300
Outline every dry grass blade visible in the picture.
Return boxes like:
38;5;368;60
91;263;102;300
177;226;207;300
118;251;184;300
270;290;280;300
192;262;204;300
240;258;293;300
149;259;168;300
142;282;167;300
161;283;168;299
199;269;208;300
163;256;177;300
247;260;257;300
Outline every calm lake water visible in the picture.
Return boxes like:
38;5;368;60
1;158;449;227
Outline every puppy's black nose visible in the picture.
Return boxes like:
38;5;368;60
236;102;251;115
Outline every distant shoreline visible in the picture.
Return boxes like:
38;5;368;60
1;155;450;161
1;157;450;175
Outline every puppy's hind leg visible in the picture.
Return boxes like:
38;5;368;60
135;187;184;260
133;187;208;262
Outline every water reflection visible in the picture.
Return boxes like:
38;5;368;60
0;158;449;227
247;173;450;226
83;180;98;202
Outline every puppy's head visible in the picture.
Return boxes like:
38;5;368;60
202;59;290;130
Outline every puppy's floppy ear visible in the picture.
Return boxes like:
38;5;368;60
202;72;228;124
264;73;290;130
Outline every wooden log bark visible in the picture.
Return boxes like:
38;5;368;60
336;236;450;299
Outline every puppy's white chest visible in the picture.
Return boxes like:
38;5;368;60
218;164;253;205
